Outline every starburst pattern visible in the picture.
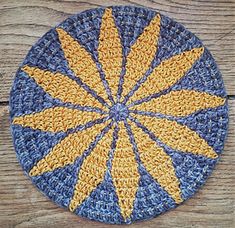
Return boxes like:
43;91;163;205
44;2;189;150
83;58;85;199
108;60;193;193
11;6;228;224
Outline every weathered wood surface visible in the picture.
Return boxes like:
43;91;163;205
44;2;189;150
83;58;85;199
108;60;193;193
0;0;235;102
0;101;234;228
0;0;235;227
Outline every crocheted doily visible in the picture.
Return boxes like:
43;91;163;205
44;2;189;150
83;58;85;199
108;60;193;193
10;6;228;224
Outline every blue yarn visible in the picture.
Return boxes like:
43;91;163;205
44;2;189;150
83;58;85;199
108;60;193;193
172;48;227;97
109;103;129;122
76;171;124;224
176;105;228;154
22;29;68;75
112;6;156;52
32;159;81;208
10;71;57;118
10;5;229;224
12;124;66;173
169;151;217;200
131;165;176;222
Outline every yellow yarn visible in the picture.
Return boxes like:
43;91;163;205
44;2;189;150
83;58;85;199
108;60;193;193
22;65;107;111
121;14;161;100
13;106;105;132
98;8;123;102
69;125;114;212
129;120;183;203
131;89;226;117
13;8;225;222
56;28;111;106
126;47;204;104
111;121;140;220
29;121;110;176
131;113;218;159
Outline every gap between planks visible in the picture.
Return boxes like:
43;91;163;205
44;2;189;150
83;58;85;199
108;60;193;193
0;100;234;228
0;0;235;102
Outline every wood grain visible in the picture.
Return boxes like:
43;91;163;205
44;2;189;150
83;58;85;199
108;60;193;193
0;100;234;228
0;0;235;102
0;0;235;227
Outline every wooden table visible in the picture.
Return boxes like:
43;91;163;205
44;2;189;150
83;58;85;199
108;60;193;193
0;1;234;227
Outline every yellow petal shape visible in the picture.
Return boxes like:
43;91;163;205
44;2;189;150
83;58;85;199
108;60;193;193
29;121;110;176
121;14;161;100
129;120;182;203
131;90;226;117
127;47;204;105
69;125;114;212
56;28;111;106
98;8;123;102
13;106;105;133
111;121;140;220
131;114;218;159
22;65;107;111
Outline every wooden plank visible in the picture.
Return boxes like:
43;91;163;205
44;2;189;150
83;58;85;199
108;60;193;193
0;0;235;102
0;99;234;228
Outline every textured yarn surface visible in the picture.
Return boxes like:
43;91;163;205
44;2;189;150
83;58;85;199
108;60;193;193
10;6;229;224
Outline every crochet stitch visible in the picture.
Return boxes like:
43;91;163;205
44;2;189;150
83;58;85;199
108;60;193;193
10;6;228;224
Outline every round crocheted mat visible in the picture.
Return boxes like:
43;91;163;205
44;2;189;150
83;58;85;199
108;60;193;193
10;6;228;224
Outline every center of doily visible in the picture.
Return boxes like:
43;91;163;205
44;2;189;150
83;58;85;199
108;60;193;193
109;103;129;122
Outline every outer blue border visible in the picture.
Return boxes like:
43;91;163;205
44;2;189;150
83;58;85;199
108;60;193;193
10;5;229;224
